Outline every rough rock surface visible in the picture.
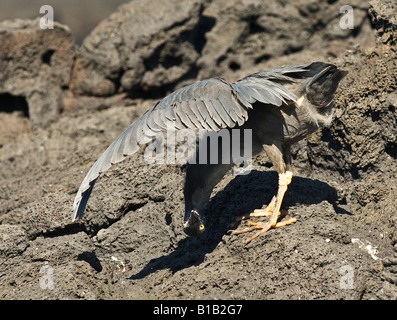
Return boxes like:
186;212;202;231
0;18;76;126
197;0;373;81
0;0;396;300
70;0;205;97
369;0;397;45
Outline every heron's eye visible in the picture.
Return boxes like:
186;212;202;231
199;224;205;231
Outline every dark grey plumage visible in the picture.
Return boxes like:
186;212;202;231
72;62;347;241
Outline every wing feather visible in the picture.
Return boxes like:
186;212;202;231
195;99;219;131
187;100;208;129
174;102;195;128
218;96;240;124
181;100;202;128
211;98;235;128
200;98;224;127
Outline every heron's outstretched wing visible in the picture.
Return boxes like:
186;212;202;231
72;67;311;221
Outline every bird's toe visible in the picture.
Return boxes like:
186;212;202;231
232;210;296;243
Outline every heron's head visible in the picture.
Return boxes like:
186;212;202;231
183;209;205;237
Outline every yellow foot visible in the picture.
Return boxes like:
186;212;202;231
232;214;296;243
233;170;295;243
242;210;292;225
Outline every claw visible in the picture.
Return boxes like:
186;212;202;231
232;170;296;243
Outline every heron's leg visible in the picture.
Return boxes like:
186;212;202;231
237;196;291;221
232;170;296;243
236;196;276;221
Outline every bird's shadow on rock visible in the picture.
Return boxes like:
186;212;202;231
129;170;351;280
